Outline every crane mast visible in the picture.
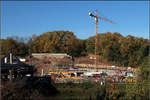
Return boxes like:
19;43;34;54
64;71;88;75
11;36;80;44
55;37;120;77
95;10;98;72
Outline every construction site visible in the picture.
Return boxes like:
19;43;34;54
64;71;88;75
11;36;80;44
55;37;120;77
1;9;137;84
1;51;136;83
1;3;149;100
0;51;138;100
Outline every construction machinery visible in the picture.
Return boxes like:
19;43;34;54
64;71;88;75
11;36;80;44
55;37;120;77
60;72;83;79
60;72;71;78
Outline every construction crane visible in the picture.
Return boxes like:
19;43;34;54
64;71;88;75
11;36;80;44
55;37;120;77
88;10;116;72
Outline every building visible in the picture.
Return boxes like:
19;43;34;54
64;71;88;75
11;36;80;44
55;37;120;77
32;53;71;59
1;53;36;81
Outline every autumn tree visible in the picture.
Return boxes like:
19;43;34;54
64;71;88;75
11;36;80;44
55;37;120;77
1;37;29;56
98;32;122;63
86;32;149;67
1;37;18;55
1;31;148;67
31;30;84;57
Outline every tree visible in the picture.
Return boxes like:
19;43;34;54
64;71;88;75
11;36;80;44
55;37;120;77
31;30;84;57
99;33;122;62
1;37;29;56
86;37;95;54
85;32;148;67
125;56;149;100
1;37;18;55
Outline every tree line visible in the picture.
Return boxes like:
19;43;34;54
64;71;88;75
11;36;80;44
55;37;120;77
0;30;149;67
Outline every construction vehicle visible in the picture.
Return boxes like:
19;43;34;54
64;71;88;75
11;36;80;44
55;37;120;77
49;68;85;79
60;72;83;79
60;72;71;78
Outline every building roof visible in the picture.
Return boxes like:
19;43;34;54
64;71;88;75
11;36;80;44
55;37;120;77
32;53;71;59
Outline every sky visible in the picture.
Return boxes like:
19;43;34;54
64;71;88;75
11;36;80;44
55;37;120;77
1;1;149;39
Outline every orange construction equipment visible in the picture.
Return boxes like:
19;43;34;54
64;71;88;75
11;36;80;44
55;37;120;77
60;72;71;78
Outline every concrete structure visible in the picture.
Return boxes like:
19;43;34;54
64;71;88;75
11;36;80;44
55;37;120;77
32;53;71;59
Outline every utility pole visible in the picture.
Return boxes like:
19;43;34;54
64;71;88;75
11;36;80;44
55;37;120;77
88;10;116;72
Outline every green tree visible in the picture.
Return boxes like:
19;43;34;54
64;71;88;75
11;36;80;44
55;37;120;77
86;37;95;54
125;56;149;100
98;32;122;65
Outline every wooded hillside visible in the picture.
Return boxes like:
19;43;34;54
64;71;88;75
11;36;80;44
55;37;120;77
0;31;149;67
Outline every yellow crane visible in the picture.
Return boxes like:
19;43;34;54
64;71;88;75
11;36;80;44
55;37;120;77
88;10;116;72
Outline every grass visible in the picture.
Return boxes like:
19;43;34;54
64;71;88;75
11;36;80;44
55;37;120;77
52;82;106;100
